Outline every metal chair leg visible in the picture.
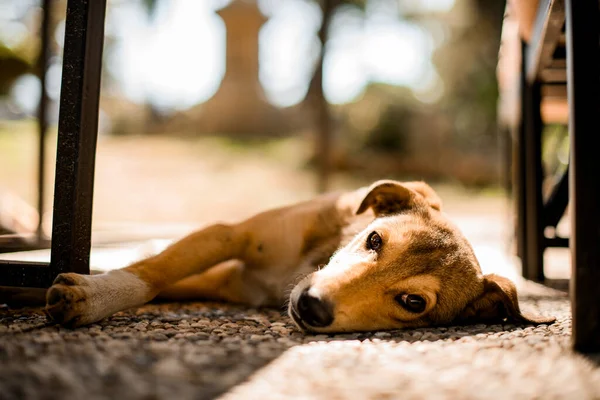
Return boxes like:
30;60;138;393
50;0;107;278
566;0;600;353
519;41;545;282
0;0;107;289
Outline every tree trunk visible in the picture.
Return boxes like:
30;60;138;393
309;0;339;193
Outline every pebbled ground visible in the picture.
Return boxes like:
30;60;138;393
1;281;598;400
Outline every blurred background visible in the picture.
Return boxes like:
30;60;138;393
2;0;569;277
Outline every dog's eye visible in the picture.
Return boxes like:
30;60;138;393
396;294;426;313
366;231;382;251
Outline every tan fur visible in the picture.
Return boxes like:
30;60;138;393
45;180;555;331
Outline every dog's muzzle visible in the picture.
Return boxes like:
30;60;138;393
290;287;334;329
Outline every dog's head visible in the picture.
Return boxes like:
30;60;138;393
289;180;554;333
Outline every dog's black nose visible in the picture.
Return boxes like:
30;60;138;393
296;289;334;327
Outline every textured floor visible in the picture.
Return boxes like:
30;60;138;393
1;280;599;400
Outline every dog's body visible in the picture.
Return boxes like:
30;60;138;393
45;180;554;332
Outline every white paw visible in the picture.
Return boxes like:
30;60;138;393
45;270;152;327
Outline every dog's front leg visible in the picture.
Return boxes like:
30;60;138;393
156;259;278;307
45;223;248;327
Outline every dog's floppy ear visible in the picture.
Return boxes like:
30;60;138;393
456;274;555;325
402;181;442;211
356;180;441;216
356;180;415;216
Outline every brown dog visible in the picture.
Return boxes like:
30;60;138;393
44;180;554;332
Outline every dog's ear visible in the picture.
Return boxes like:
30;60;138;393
401;181;442;211
356;180;415;216
356;180;441;216
456;274;555;325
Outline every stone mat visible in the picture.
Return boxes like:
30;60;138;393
1;282;599;400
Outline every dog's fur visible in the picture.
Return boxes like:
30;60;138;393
45;180;555;332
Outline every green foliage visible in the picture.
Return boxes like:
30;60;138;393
0;44;32;95
542;124;569;176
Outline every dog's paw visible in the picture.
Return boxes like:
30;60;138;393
45;270;153;328
45;273;100;328
45;273;95;327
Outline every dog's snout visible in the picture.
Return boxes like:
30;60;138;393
296;289;334;328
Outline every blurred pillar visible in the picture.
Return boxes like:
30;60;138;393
196;0;290;135
218;0;264;91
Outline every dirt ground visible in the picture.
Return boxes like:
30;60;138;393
0;121;504;225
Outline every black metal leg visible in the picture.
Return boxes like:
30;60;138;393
566;0;600;353
49;0;107;278
0;0;107;289
519;41;545;282
523;79;545;282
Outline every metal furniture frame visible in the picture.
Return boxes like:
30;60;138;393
0;0;106;287
515;0;599;352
